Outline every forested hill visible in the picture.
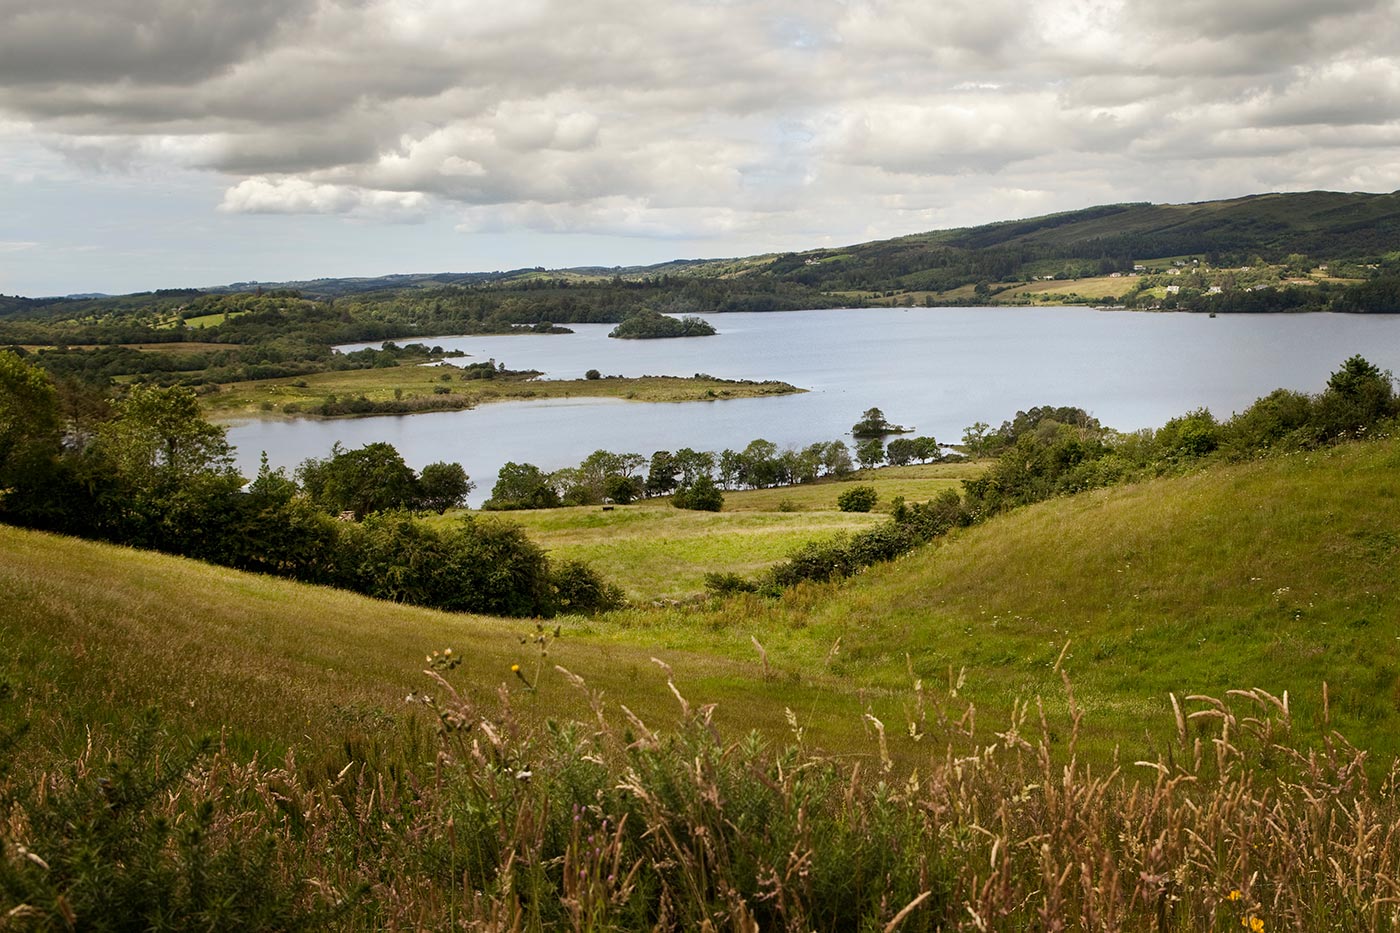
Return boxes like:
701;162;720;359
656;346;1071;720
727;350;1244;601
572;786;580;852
7;190;1400;334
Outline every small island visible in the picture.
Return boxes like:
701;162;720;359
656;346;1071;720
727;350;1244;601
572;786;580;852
608;309;717;339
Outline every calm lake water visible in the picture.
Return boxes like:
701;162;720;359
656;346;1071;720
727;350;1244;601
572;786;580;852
226;307;1400;504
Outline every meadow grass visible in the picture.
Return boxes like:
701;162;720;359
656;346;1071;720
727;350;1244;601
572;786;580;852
0;524;882;769
579;439;1400;763
7;442;1400;928
453;463;978;601
203;367;801;418
1002;275;1135;300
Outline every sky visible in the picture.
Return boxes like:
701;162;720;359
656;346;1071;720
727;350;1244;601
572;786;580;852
3;0;1400;297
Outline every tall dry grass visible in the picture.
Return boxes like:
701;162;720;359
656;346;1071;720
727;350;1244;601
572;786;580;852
5;652;1400;930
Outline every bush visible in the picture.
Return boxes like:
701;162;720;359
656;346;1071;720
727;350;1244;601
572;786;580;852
703;571;759;595
837;485;878;512
584;368;601;380
549;559;626;613
672;476;724;511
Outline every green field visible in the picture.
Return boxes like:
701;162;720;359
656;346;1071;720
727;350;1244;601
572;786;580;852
9;440;1400;766
460;465;975;600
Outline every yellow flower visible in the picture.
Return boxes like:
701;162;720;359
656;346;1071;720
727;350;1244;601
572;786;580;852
1227;890;1242;902
511;664;520;673
1241;916;1263;932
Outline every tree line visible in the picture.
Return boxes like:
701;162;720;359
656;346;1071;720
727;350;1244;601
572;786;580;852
0;353;620;616
481;427;946;513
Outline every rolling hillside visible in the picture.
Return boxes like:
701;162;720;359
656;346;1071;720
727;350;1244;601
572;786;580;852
5;435;1400;766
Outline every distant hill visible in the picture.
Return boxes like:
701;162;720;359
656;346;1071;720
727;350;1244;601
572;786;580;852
206;190;1400;298
7;190;1400;323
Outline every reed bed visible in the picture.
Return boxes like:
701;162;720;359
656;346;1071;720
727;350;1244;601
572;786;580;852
4;652;1398;931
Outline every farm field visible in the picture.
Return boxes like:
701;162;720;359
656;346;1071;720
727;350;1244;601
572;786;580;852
460;463;977;601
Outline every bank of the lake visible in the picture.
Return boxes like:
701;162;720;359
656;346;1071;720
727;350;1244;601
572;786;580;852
227;306;1400;505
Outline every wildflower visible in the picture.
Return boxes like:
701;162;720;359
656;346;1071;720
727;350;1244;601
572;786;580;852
1242;916;1264;932
511;664;520;673
1227;890;1243;902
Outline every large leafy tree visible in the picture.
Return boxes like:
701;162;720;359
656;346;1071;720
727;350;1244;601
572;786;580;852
91;384;242;553
297;442;422;517
484;461;561;510
418;461;474;513
1317;354;1397;440
96;384;236;492
0;350;60;476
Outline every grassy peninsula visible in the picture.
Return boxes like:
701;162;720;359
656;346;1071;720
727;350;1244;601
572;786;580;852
203;365;801;420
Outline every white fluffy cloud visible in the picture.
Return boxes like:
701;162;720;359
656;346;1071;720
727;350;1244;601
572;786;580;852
4;0;1400;274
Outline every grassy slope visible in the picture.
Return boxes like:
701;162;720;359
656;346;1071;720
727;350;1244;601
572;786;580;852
583;439;1400;762
5;441;1399;772
0;525;872;768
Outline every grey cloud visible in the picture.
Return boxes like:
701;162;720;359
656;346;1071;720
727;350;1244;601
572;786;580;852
0;0;316;86
4;0;1400;251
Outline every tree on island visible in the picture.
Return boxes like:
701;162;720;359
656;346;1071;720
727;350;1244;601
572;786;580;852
608;309;717;339
851;407;910;438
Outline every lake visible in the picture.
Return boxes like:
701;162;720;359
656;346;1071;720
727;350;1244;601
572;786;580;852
225;306;1400;504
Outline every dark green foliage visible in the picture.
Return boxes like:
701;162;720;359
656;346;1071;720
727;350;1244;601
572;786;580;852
1220;389;1317;455
703;571;759;595
584;368;602;380
418;461;474;513
645;450;680;496
603;473;638;504
335;513;558;616
549;559;626;613
608;310;717;339
483;461;562;510
1315;354;1398;439
297;442;423;517
672;475;724;512
836;484;878;512
1154;408;1221;460
885;437;917;465
851;406;908;438
855;437;884;469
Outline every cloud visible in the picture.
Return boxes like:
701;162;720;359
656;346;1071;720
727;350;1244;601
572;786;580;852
219;176;429;220
3;0;1400;259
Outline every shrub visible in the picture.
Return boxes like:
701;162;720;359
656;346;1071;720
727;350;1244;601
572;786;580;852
549;559;626;613
672;476;724;511
837;485;878;512
703;571;759;595
584;368;602;380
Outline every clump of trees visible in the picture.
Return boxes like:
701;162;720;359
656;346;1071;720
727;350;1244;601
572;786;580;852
296;442;473;516
608;310;717;339
851;406;910;438
483;437;864;512
672;475;724;511
0;354;621;616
